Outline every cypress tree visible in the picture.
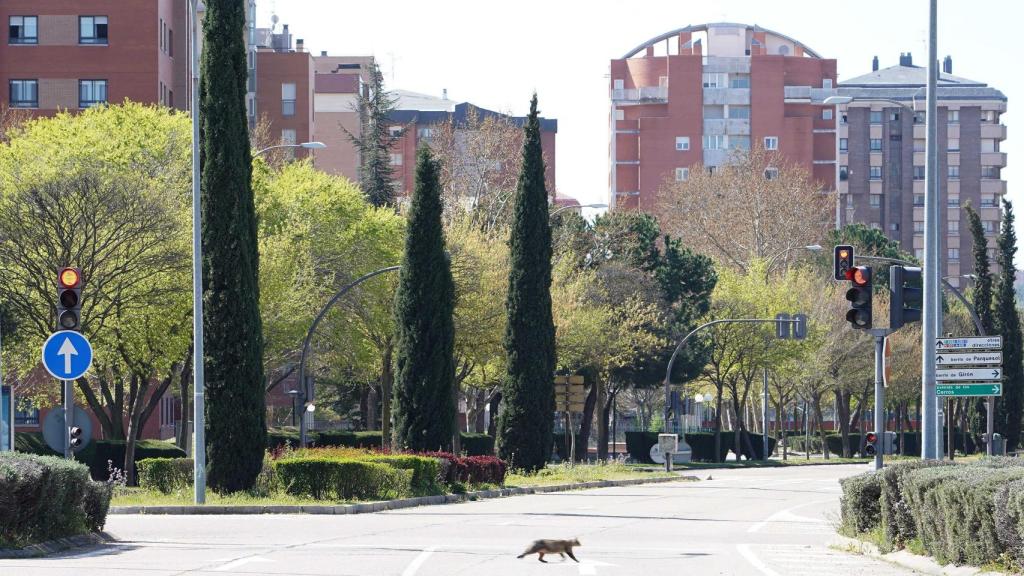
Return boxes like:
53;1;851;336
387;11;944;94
497;95;556;471
200;0;265;492
995;199;1023;451
392;146;456;451
965;204;996;436
345;63;399;207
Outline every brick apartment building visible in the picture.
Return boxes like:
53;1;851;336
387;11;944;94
836;54;1008;287
609;22;838;211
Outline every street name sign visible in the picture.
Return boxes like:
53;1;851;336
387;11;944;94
41;331;93;381
936;367;1002;382
936;383;1003;397
935;351;1002;367
935;336;1003;350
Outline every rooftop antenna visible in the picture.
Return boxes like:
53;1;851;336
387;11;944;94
270;12;279;33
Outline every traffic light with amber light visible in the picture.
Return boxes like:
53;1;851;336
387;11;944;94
864;432;878;456
890;265;923;331
834;245;854;280
56;267;82;331
845;266;872;329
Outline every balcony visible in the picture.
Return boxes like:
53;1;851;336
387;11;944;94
703;88;750;106
611;86;668;105
981;123;1007;139
783;86;835;104
981;179;1007;194
981;152;1007;167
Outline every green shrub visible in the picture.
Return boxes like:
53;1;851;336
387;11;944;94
314;430;384;449
82;480;112;531
903;466;963;561
460;433;494;456
0;452;110;547
935;466;1024;565
365;455;444;495
137;458;194;494
994;478;1024;566
267;427;302;450
14;431;54;455
274;457;412;500
839;470;882;534
878;459;951;552
85;439;186;482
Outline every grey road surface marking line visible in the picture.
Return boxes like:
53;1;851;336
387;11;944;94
401;545;438;576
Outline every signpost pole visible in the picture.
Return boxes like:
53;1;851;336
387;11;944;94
62;379;72;459
762;368;769;461
873;335;885;471
988;398;995;456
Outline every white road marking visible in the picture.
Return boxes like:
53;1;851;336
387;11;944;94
401;545;438;576
747;499;832;533
214;556;273;571
578;559;617;575
736;544;782;576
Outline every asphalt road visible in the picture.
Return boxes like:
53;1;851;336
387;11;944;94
1;464;921;575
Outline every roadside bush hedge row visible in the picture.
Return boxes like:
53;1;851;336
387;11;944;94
268;429;496;456
841;457;1024;567
14;432;186;481
625;431;768;463
364;455;444;495
0;452;112;548
274;458;413;500
137;458;194;494
421;452;507;485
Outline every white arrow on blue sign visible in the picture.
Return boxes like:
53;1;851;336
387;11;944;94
41;331;93;381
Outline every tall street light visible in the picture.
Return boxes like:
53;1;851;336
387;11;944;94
189;0;205;505
550;203;608;218
255;141;327;156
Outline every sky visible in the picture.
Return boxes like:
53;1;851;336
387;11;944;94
258;0;1018;226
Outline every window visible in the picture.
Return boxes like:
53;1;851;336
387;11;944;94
390;153;403;166
706;165;717;175
702;134;724;150
763;136;778;150
869;166;882;180
890;222;900;232
914;194;925;206
839;165;848;181
983;220;996;233
981;110;998;123
730;135;750;150
702;105;724;119
14;405;38;426
913;139;925;152
889;111;900;121
79;16;109;44
823;79;833;89
79;80;107;108
727;106;750;119
914;221;925;235
913;166;925;180
948;166;960;180
869;195;881;207
388;126;403;138
948;196;960;207
870;222;880;230
613;109;624;121
870;111;883;124
948;220;959;235
870;139;882;151
168;29;173;57
168;89;173;108
981;195;998;208
159;19;164;51
948;248;960;261
915;248;925;260
281;83;296;116
702;73;726;88
764;167;779;180
948;109;959;124
914;111;926;124
982;139;998;153
675;136;690;151
839;138;848;152
9;16;38;44
675;167;689;182
982;166;1000;179
846;194;854;208
822;108;833;120
281;129;296;158
729;75;750;89
613;79;624;90
948;138;959;152
417;127;435;140
9;79;38;108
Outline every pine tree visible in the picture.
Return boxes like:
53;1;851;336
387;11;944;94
995;199;1023;451
497;95;556;471
392;146;456;451
200;0;265;492
345;63;399;207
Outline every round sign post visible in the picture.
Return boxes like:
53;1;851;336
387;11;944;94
41;331;93;381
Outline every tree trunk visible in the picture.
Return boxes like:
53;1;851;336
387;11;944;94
487;392;501;438
475;389;486;433
598;388;617;461
813;394;829;459
366;385;378;431
578;384;598;462
713;388;724;463
380;342;393;447
177;349;193;454
359;386;370;431
451;382;462;454
596;379;609;461
836;388;851;458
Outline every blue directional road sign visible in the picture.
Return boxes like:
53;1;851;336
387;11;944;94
41;331;93;381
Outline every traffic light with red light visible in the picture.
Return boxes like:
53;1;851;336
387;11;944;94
890;265;923;331
845;266;872;330
56;267;82;331
864;432;878;456
834;245;854;280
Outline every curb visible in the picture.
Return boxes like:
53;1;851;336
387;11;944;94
830;535;1005;576
110;474;696;515
0;531;111;559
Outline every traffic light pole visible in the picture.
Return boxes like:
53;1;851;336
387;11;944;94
63;379;73;459
871;332;888;471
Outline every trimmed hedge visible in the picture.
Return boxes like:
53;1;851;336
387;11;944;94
459;433;495;456
274;458;412;500
839;470;882;534
314;430;384;449
878;459;951;552
12;433;185;483
994;478;1024;566
421;452;507;485
0;452;111;548
365;455;444;495
137;458;194;494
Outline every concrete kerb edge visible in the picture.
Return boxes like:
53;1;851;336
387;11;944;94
109;474;695;516
830;535;1005;576
0;531;111;559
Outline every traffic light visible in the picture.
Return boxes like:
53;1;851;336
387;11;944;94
845;266;872;329
890;265;923;330
864;432;878;456
55;267;82;331
834;245;854;280
68;426;83;449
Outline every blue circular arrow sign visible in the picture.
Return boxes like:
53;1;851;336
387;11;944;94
41;331;93;381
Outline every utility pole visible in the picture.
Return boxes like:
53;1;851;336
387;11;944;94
920;0;940;460
190;0;206;504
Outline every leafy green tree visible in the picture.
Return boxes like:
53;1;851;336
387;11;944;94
200;0;265;492
965;204;995;333
995;199;1023;451
345;63;399;207
498;96;556;471
392;146;456;450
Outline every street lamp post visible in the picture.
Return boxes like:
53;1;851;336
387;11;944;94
549;203;609;218
255;141;327;157
189;0;206;506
